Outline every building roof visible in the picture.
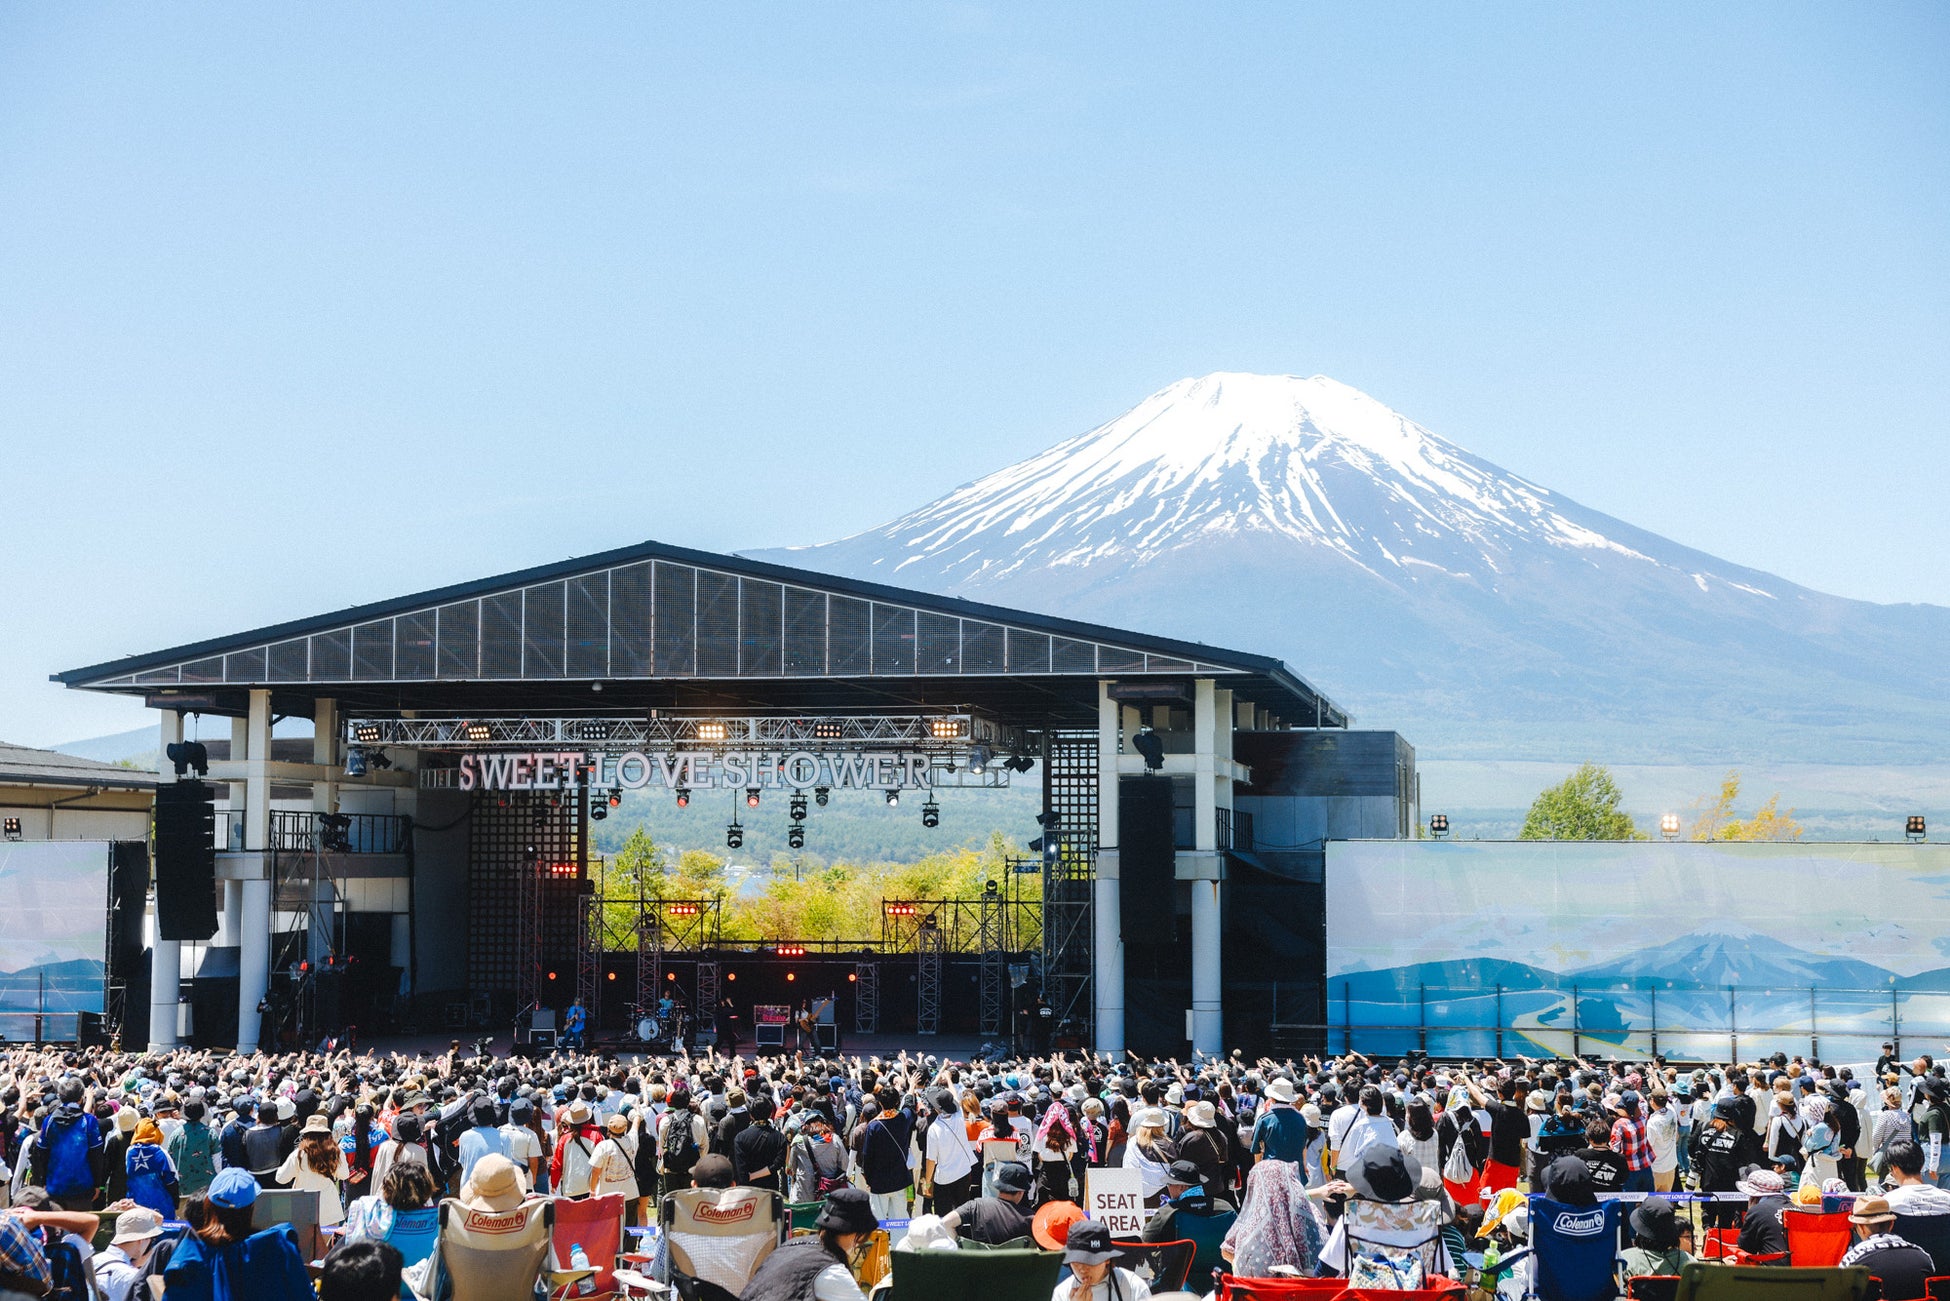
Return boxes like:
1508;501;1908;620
54;537;1349;728
0;741;158;792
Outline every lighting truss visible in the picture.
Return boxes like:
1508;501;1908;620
350;712;1019;752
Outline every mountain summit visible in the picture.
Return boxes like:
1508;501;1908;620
751;373;1950;764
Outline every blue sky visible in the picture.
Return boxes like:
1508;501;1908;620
2;3;1945;745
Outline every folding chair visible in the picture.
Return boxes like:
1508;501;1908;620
1106;1239;1196;1292
1786;1210;1855;1268
1337;1282;1463;1301
1627;1276;1683;1301
551;1193;627;1299
1672;1261;1872;1301
1171;1207;1238;1285
882;1246;1065;1301
1216;1277;1347;1301
1526;1195;1622;1301
1702;1228;1743;1261
1896;1218;1950;1275
417;1197;555;1301
1333;1197;1453;1281
1924;1278;1950;1301
784;1201;824;1234
658;1185;785;1301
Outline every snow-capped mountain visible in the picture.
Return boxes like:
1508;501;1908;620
750;373;1950;764
1569;922;1895;989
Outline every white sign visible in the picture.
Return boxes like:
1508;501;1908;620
454;749;936;793
1084;1166;1147;1236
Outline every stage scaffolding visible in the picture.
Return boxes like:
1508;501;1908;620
573;891;722;1027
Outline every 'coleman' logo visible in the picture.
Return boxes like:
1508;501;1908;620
1553;1209;1606;1237
692;1201;758;1225
463;1209;529;1234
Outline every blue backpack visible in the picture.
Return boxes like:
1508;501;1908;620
37;1111;101;1201
43;1235;93;1301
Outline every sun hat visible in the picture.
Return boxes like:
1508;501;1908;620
566;1099;592;1124
992;1161;1033;1194
459;1153;527;1213
1850;1195;1896;1225
1736;1168;1785;1197
209;1165;260;1209
0;1217;51;1293
1032;1200;1086;1251
1131;1107;1168;1130
115;1106;141;1133
1186;1101;1217;1129
301;1113;331;1135
1630;1197;1679;1249
606;1112;630;1133
276;1097;296;1121
111;1207;165;1247
813;1187;878;1235
1063;1220;1119;1265
1264;1078;1298;1104
1300;1102;1323;1125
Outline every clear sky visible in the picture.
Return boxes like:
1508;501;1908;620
2;3;1945;746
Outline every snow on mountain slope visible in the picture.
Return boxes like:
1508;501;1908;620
747;373;1950;764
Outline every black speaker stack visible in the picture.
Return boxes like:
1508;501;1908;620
154;780;218;941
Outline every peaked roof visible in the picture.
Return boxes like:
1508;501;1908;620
0;741;157;791
55;538;1348;727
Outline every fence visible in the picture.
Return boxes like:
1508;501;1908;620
1318;978;1950;1062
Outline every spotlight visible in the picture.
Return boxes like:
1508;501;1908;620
1428;814;1449;839
1660;812;1681;840
921;799;940;829
885;903;917;916
848;972;857;982
165;741;210;777
726;821;743;850
608;788;622;808
667;971;677;981
967;743;991;775
788;824;805;850
778;944;806;957
1;818;19;841
745;788;761;809
667;903;700;917
884;789;900;807
576;720;611;741
696;721;726;743
1908;815;1928;842
366;748;393;771
786;972;796;982
813;787;830;807
790;793;807;822
813;720;843;740
1131;726;1165;771
464;721;493;742
547;970;557;981
607;970;616;980
1035;810;1062;830
929;718;964;739
591;802;607;821
675;787;690;809
345;747;367;778
353;723;382;744
1004;754;1035;773
726;971;736;981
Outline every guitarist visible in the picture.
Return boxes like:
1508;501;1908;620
795;1000;816;1054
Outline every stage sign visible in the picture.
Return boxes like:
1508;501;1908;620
1084;1167;1146;1235
452;748;936;793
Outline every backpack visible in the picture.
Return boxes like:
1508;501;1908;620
173;1121;219;1193
37;1112;99;1201
663;1112;701;1173
43;1234;93;1301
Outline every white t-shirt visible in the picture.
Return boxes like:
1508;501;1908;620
1646;1106;1680;1173
925;1115;976;1184
501;1123;544;1173
1332;1110;1396;1168
1052;1267;1152;1301
277;1146;352;1225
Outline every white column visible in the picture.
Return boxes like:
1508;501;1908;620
312;698;339;814
218;881;242;947
236;689;273;1052
149;711;184;1050
1094;682;1125;1057
1189;679;1225;1056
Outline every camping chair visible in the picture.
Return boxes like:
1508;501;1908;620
551;1193;627;1299
1337;1281;1463;1301
1169;1207;1238;1285
1703;1228;1743;1261
1106;1239;1196;1292
1923;1277;1950;1301
1526;1195;1622;1301
417;1197;555;1301
785;1201;824;1234
1334;1197;1452;1280
1627;1276;1684;1301
1672;1261;1872;1301
882;1246;1065;1301
658;1185;785;1301
1216;1277;1347;1301
1896;1216;1950;1274
1786;1210;1855;1268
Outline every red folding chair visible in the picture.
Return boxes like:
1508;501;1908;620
1701;1228;1742;1261
1924;1277;1950;1301
550;1192;627;1300
1338;1280;1464;1301
1784;1210;1853;1268
1219;1275;1348;1301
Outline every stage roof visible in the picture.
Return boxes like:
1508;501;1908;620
55;538;1349;728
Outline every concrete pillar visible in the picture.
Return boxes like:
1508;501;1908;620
1189;679;1226;1056
1094;681;1124;1057
149;710;184;1050
218;880;242;948
236;689;273;1052
312;698;339;815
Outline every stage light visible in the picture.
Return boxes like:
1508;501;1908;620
885;902;916;916
607;970;616;981
778;944;806;957
967;743;991;775
1909;815;1928;842
814;787;830;807
786;972;796;982
675;787;690;809
366;748;393;771
813;720;843;740
667;971;677;981
1035;810;1062;830
847;972;857;982
1131;726;1165;771
345;747;367;777
668;902;700;916
745;788;761;809
788;825;805;850
165;741;209;777
1428;813;1449;839
884;789;900;807
726;821;744;850
464;721;493;742
1004;754;1035;773
790;794;807;822
608;788;622;808
1;818;19;841
1660;812;1680;839
726;971;736;981
930;718;964;739
590;802;607;821
354;723;382;744
921;799;940;829
577;720;611;741
547;970;557;981
696;721;726;742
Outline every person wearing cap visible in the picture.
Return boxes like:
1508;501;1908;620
740;1186;878;1301
1248;1077;1309;1167
163;1165;314;1301
1616;1196;1691;1282
91;1206;165;1301
1734;1166;1792;1259
920;1088;978;1215
592;1109;644;1206
940;1160;1036;1245
1143;1158;1236;1255
1053;1219;1150;1301
1690;1097;1761;1228
1839;1195;1935;1299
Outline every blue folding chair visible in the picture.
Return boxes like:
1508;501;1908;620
1526;1196;1622;1301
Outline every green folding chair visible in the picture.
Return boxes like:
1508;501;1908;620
884;1247;1066;1301
786;1201;824;1234
1674;1261;1872;1301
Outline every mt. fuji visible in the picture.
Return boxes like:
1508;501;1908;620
749;373;1950;765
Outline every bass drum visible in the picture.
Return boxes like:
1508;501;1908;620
636;1016;660;1043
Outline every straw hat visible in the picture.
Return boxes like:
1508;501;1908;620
459;1153;527;1213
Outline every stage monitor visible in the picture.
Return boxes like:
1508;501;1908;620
0;841;111;1040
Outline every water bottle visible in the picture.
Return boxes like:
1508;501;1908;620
1481;1239;1501;1281
570;1242;595;1296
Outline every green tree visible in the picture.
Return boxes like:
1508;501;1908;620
1519;763;1642;841
1688;771;1803;841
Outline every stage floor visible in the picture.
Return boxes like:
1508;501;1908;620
359;1030;993;1063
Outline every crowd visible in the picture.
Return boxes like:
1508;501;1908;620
1;1036;1948;1301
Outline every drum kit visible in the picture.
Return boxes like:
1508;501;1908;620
633;999;690;1052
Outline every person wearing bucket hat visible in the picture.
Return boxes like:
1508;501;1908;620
940;1161;1035;1245
740;1186;877;1301
1033;1200;1087;1252
458;1152;529;1213
93;1206;166;1301
1734;1166;1792;1259
1690;1097;1761;1228
1618;1197;1692;1281
1176;1101;1227;1198
1840;1196;1936;1298
277;1108;353;1248
1054;1220;1151;1301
